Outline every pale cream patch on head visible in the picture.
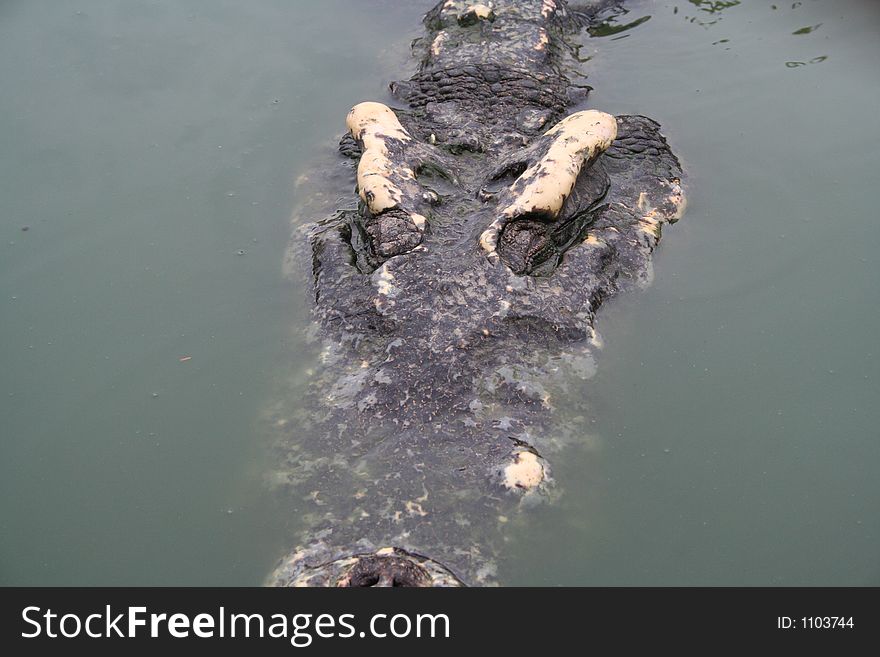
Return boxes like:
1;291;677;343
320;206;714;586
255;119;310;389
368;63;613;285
638;221;661;238
533;27;550;51
503;450;545;490
346;101;409;143
639;181;687;222
405;501;428;517
667;181;687;220
637;203;662;237
410;213;427;230
502;110;618;220
346;102;414;214
357;152;404;211
541;0;557;18
373;263;400;298
466;3;493;19
635;180;687;236
479;217;504;254
431;31;448;56
479;229;496;253
588;327;604;349
492;299;511;318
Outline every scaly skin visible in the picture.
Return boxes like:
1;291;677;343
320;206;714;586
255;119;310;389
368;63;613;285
267;0;685;587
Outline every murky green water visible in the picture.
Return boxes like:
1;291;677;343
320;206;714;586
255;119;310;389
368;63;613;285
2;0;878;585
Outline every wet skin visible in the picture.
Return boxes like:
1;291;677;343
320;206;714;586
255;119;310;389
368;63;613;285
268;0;685;586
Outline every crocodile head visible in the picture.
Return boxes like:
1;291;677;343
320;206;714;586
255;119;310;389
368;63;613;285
268;0;685;587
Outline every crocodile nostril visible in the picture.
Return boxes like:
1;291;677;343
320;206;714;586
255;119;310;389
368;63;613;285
341;556;431;588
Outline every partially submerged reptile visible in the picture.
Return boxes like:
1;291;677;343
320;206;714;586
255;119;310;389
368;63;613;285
268;0;685;586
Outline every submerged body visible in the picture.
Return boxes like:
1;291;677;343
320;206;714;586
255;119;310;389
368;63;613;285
269;0;685;586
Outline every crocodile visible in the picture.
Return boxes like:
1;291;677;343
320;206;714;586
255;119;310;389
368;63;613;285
267;0;686;586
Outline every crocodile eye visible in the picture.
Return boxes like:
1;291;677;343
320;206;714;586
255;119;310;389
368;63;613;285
345;102;457;268
494;162;610;275
496;219;554;275
480;110;617;275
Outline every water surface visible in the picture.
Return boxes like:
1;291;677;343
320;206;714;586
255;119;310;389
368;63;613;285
1;0;878;585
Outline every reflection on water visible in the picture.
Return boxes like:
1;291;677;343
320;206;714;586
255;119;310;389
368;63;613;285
786;55;828;67
681;0;741;26
660;0;841;70
690;0;741;12
589;14;651;38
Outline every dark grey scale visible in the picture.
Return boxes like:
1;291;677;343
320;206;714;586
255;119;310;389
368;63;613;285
271;0;686;587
